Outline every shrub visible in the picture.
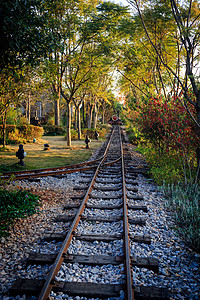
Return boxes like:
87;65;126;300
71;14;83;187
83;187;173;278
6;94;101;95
82;127;108;139
43;125;66;136
70;129;78;140
126;127;145;145
136;95;199;157
0;189;40;237
0;125;44;144
136;144;190;185
163;182;200;252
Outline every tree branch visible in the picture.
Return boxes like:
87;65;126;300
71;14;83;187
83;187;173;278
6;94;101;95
117;69;149;97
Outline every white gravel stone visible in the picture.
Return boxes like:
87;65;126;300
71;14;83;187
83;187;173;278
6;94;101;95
56;262;125;285
75;220;123;235
1;145;200;300
68;238;123;256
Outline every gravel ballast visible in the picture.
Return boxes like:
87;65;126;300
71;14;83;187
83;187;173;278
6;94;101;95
0;147;199;300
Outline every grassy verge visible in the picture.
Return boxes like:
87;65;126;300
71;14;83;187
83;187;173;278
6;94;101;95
126;126;200;252
0;188;40;237
0;134;106;237
0;136;104;172
162;183;200;252
136;144;185;185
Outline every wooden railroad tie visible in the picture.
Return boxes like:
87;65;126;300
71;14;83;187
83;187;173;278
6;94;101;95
43;232;151;244
9;279;169;299
89;194;123;199
95;178;122;184
55;215;146;225
126;167;150;174
63;203;147;212
26;253;158;272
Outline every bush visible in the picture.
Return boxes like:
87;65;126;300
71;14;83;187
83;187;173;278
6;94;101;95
43;125;66;136
0;125;44;144
0;189;40;237
70;129;79;140
136;95;199;159
136;144;190;185
66;126;109;141
82;127;108;139
163;182;200;252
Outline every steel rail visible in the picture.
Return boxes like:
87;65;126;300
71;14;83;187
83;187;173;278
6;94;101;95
1;155;106;180
38;127;116;300
120;126;134;300
1;157;122;181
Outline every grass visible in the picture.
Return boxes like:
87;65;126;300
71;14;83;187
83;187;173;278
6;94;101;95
126;126;200;252
0;135;104;172
162;182;200;252
0;189;40;237
136;144;184;185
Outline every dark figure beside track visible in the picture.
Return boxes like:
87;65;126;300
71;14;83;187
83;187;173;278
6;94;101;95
85;135;91;149
94;130;99;140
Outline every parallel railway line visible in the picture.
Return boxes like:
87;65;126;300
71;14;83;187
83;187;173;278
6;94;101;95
8;126;169;300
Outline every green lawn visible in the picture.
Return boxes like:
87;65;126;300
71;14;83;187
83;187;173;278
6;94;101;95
0;136;104;172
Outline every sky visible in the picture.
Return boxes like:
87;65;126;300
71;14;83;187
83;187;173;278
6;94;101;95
112;0;132;7
110;0;134;11
113;0;128;5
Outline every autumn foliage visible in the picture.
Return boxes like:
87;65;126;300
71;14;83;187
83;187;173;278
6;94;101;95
133;94;199;158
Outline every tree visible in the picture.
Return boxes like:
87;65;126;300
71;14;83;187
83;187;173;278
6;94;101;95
0;69;24;147
58;0;129;146
116;0;178;103
0;0;58;147
0;0;50;70
128;0;200;171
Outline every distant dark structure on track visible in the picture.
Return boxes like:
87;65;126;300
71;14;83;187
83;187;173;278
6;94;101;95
108;115;122;125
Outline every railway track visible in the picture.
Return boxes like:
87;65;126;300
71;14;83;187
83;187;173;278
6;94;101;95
1;131;114;181
1;152;106;181
8;126;169;300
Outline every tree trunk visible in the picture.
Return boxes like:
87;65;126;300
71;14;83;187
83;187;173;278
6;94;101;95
153;64;159;94
74;106;77;130
102;107;105;124
85;102;89;127
156;58;167;100
66;102;71;147
82;100;85;127
77;105;81;140
2;110;7;148
52;84;60;126
93;104;98;129
85;112;88;127
88;104;93;128
26;92;31;124
54;92;60;126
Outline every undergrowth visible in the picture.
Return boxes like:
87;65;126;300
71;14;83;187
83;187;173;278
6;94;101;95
162;183;200;252
126;126;200;252
136;144;184;185
0;189;40;237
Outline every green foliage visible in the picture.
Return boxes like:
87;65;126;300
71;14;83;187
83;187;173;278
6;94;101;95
0;174;15;190
0;0;52;69
17;116;28;125
163;183;200;252
43;125;66;136
0;189;40;237
0;164;28;173
0;125;44;144
136;144;189;185
82;127;108;139
68;126;109;141
70;129;79;140
5;107;18;125
126;127;145;145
